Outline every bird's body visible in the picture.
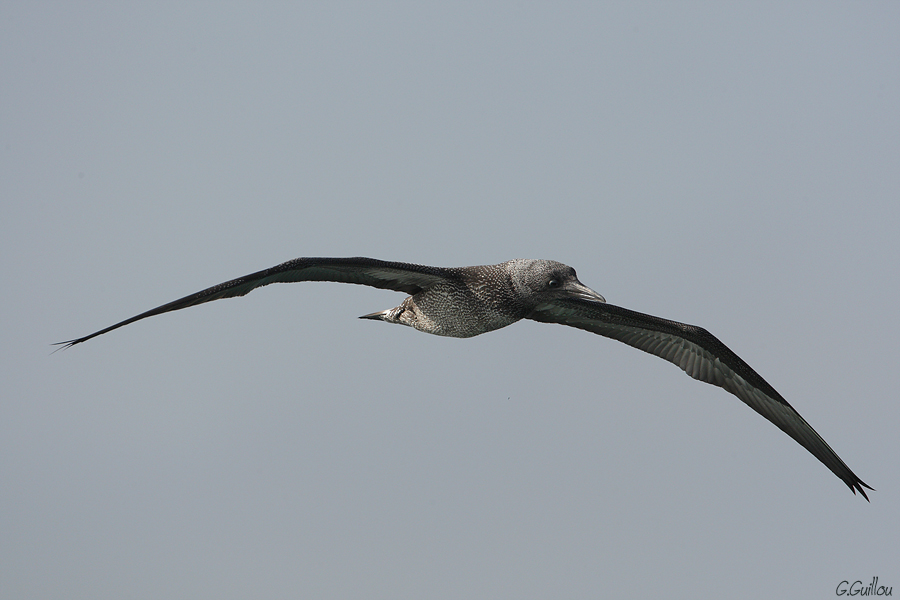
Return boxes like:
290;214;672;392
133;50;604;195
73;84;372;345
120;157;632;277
361;260;587;337
57;256;872;499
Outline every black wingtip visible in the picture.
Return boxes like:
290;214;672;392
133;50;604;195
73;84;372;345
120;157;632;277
851;480;874;502
51;335;93;353
50;339;78;353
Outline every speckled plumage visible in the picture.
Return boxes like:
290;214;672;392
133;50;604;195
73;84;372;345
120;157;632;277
56;256;872;499
360;261;553;337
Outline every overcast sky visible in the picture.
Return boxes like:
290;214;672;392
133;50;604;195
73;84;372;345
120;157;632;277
2;3;898;599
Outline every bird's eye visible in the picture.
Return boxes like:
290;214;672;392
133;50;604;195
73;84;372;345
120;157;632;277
547;278;560;288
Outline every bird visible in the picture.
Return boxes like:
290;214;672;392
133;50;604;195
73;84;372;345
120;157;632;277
56;256;872;499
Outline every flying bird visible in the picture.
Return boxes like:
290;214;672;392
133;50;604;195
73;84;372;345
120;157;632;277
56;256;871;499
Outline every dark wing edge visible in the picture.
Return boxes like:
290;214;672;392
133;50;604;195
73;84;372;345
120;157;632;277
54;257;451;349
528;297;872;500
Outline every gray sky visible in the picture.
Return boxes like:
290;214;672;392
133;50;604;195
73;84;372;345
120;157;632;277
3;3;898;598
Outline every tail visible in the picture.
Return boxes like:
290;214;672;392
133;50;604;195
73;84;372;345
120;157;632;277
359;309;392;322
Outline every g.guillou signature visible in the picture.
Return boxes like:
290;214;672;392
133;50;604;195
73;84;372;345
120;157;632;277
837;577;892;596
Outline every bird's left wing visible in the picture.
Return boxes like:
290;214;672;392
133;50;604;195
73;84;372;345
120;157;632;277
55;257;451;349
527;297;872;499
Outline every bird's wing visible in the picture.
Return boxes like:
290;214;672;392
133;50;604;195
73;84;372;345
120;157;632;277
527;297;872;499
56;257;451;349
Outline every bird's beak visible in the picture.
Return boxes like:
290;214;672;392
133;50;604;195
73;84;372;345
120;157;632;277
567;281;606;303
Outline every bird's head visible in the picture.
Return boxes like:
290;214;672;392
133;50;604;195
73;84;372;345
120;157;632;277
507;259;606;308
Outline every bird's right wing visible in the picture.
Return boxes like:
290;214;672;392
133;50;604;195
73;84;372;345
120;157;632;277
527;297;872;499
56;257;452;349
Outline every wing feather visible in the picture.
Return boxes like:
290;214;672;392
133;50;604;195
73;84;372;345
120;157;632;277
528;297;872;499
56;257;451;348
